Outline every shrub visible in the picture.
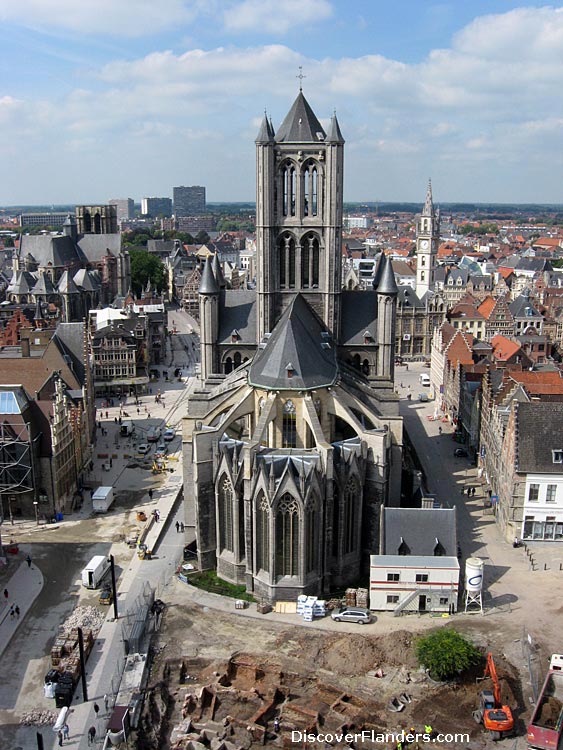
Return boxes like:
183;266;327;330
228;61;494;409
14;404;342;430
416;628;481;681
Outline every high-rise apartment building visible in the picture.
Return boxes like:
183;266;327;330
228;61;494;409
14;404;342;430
109;198;135;221
173;185;206;216
141;197;172;217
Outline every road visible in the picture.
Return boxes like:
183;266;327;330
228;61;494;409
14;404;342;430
0;314;199;750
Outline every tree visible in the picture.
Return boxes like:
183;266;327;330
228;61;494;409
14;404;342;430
416;629;480;681
129;249;165;295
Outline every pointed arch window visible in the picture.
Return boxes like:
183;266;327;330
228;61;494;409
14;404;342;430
302;162;318;218
306;499;318;573
256;494;270;572
300;233;319;289
343;477;359;554
275;494;300;577
279;234;295;289
218;475;234;552
282;399;297;448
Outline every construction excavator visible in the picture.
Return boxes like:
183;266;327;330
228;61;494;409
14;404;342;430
473;652;514;741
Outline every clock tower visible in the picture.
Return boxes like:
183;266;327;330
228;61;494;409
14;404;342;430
415;180;439;297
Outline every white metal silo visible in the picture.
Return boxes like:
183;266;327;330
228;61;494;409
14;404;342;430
464;557;484;613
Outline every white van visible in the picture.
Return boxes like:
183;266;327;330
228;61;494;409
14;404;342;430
81;555;111;589
419;373;431;387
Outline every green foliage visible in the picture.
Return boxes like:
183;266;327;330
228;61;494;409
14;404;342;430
416;629;481;681
458;223;499;236
129;248;165;295
187;569;255;601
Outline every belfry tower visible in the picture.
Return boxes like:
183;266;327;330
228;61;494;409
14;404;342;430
255;91;345;342
415;180;440;297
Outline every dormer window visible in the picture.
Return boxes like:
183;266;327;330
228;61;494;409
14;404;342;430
398;539;410;556
231;329;240;343
363;330;373;345
553;450;563;464
286;362;295;379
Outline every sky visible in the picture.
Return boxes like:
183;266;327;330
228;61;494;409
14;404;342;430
1;1;563;205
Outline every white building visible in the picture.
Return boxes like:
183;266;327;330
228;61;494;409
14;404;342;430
522;473;563;541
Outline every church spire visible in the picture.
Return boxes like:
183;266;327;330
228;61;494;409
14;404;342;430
422;179;434;217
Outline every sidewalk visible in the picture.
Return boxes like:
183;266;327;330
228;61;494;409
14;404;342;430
0;559;44;659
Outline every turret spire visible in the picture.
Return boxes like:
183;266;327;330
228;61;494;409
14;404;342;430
422;179;434;217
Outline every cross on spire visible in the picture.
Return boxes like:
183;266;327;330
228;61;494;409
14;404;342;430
297;66;306;91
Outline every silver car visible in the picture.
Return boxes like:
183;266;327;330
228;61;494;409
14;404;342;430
331;607;372;624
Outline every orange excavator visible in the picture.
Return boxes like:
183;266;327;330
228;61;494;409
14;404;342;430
473;652;514;741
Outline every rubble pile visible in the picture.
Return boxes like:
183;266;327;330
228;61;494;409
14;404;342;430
20;709;59;726
61;605;105;634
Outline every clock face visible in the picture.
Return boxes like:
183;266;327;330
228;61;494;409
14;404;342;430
420;239;429;249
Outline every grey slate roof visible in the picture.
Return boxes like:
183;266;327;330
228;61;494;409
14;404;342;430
275;92;326;144
57;269;80;294
73;268;100;292
255;113;275;144
54;323;86;385
509;293;543;320
31;272;56;296
517;402;563;473
340;291;378;345
422;179;434;217
325;113;345;143
77;233;121;262
7;271;36;295
199;256;219;294
376;254;399;295
248;294;338;391
397;286;423;308
217;290;257;343
19;235;86;267
212;253;226;288
383;507;457;557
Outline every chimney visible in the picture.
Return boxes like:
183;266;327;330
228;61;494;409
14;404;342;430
21;338;30;358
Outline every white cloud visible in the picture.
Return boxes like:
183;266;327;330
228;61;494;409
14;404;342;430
0;0;198;36
223;0;332;34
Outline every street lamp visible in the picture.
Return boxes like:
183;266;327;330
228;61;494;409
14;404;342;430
33;501;39;525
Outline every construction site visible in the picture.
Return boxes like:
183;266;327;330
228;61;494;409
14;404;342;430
134;596;528;750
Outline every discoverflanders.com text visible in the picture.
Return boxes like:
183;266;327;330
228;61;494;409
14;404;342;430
291;730;470;745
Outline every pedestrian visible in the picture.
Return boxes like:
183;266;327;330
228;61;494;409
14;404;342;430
273;717;280;732
137;408;140;415
9;604;14;619
180;522;185;533
155;510;160;522
25;554;32;568
57;729;63;746
105;411;108;419
15;605;20;618
88;725;96;744
63;723;70;740
3;588;8;601
175;521;180;533
114;417;118;424
148;489;153;500
148;412;151;419
104;693;109;711
109;458;113;468
438;426;442;435
94;702;100;717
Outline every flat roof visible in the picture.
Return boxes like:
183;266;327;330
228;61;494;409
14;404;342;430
370;555;459;569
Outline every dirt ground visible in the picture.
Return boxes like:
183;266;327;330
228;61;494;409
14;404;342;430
136;599;534;750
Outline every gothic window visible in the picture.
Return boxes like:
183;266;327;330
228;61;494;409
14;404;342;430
282;400;297;448
290;168;296;216
224;357;233;374
362;359;370;376
421;256;426;266
312;239;319;287
420;271;425;282
304;169;309;217
302;162;318;217
234;352;242;368
301;241;310;288
343;477;358;554
306;499;318;573
352;354;361;371
279;234;296;289
238;495;245;561
94;213;101;234
282;162;296;217
311;167;318;216
275;494;300;577
283;168;289;216
300;233;319;289
256;494;270;572
83;212;92;233
332;484;340;556
218;475;234;552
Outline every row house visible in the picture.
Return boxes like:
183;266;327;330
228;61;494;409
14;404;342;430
90;319;148;396
395;287;446;361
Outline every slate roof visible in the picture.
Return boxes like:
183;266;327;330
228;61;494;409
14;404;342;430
340;291;377;345
57;269;80;294
73;268;100;292
397;286;423;308
275;92;326;144
382;507;457;557
212;253;226;288
325;113;345;143
376;254;398;294
31;272;56;296
19;235;86;267
509;293;543;319
7;271;36;295
516;257;552;272
248;294;338;391
255;113;275;144
199;256;219;294
53;322;86;385
77;233;122;262
217;291;257;344
422;180;434;217
517;402;563;473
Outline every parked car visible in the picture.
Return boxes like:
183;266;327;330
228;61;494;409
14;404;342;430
163;428;175;442
99;587;113;605
418;393;429;402
137;444;151;455
454;448;468;458
155;441;167;455
331;607;372;624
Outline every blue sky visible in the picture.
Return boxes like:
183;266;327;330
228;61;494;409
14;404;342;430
1;1;562;205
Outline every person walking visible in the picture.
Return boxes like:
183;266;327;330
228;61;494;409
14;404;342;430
180;522;185;533
9;605;14;619
88;725;96;745
3;589;8;601
62;723;70;740
175;521;180;533
15;605;20;618
57;729;63;746
93;702;100;718
25;554;32;568
104;693;109;712
148;489;153;501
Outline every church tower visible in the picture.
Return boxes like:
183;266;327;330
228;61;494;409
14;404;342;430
255;90;344;342
415;180;440;297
